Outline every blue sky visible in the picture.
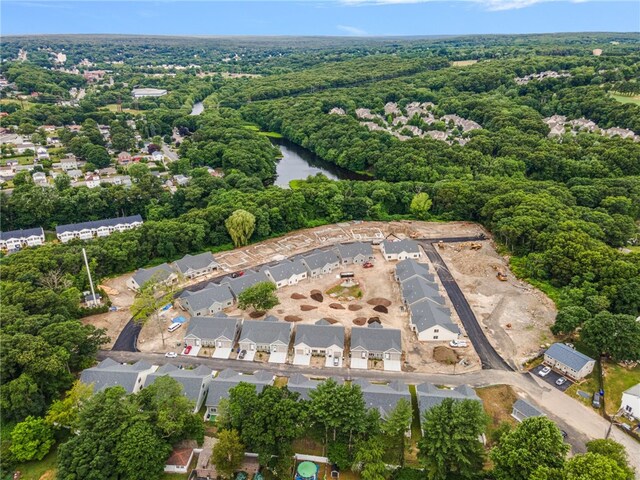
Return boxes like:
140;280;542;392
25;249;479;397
2;1;639;36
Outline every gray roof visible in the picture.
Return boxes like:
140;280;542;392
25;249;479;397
174;252;218;274
396;259;434;283
264;259;307;282
0;227;44;241
401;276;444;306
80;358;153;393
295;323;345;349
301;249;340;271
512;399;544;419
286;374;325;401
623;383;640;398
180;284;233;312
205;369;274;407
221;270;272;297
334;242;373;260
239;319;292;345
545;343;594;371
353;379;410;417
416;383;480;414
382;239;421;255
145;364;213;404
55;214;143;234
409;299;459;334
351;326;401;353
132;263;175;288
185;316;240;341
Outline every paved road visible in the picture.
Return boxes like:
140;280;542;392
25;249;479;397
111;235;486;353
98;349;640;468
419;241;513;371
162;144;179;162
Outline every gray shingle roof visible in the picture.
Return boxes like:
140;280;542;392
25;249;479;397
181;284;233;312
80;358;153;393
132;263;175;288
55;215;143;234
301;249;340;271
334;242;373;260
401;276;444;305
239;319;292;345
512;399;544;419
623;383;640;398
545;343;594;372
0;227;44;241
353;378;410;417
205;369;274;407
185;316;239;341
351;326;401;353
395;259;434;283
294;324;345;349
382;239;420;255
264;259;307;282
174;252;218;274
409;299;459;334
221;270;272;297
145;364;213;404
286;374;325;401
416;383;480;414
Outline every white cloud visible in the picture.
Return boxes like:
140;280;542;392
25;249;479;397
339;0;629;11
337;24;368;35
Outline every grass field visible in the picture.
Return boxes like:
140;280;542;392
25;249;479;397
451;60;478;67
13;449;58;480
102;103;144;114
601;362;640;415
609;93;640;106
476;384;518;443
0;98;35;110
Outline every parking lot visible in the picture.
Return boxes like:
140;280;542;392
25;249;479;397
531;364;574;392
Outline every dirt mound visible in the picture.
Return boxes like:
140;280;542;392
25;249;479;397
367;297;391;307
310;291;324;302
353;317;367;326
434;346;460;365
300;305;317;311
329;303;345;310
348;304;363;311
368;316;380;324
324;317;338;324
249;311;265;318
285;315;303;322
291;293;307;300
373;305;388;314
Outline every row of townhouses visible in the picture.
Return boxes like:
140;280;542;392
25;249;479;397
0;227;45;251
56;215;144;243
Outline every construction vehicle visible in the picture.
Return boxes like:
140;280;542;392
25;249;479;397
437;241;445;249
469;243;482;250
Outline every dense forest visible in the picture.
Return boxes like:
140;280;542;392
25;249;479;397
1;32;639;480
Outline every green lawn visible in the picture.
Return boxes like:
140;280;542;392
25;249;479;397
601;362;640;415
102;103;144;114
13;449;58;480
609;93;640;106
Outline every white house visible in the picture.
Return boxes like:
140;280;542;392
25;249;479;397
264;259;308;288
80;358;157;394
0;227;45;251
127;263;177;291
183;316;240;359
178;284;234;317
173;252;219;279
543;343;595;380
237;317;292;363
621;384;640;420
56;215;144;243
32;171;47;186
511;399;545;423
381;239;422;261
164;443;196;474
293;321;345;367
300;249;340;277
334;242;375;265
350;325;402;371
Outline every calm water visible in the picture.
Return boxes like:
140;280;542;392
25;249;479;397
190;101;204;116
272;138;370;188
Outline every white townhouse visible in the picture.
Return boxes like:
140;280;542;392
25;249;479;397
0;227;45;251
55;215;144;243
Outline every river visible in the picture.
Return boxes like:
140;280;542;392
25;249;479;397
272;138;371;187
189;101;204;116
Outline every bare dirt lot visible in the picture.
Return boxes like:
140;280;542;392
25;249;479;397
85;220;556;372
438;240;556;367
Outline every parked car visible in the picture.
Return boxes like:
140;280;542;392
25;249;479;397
333;356;340;366
168;322;182;333
450;339;469;348
165;352;178;358
539;366;552;377
183;345;192;355
238;349;247;360
231;271;245;278
556;377;567;386
592;392;601;408
363;262;374;268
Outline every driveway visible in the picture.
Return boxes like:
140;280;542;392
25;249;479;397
212;347;232;359
268;351;288;364
241;349;257;362
182;346;201;357
293;353;311;366
531;365;574;392
384;359;402;372
325;356;343;368
350;357;368;369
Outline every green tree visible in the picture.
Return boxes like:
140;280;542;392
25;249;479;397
490;417;569;480
585;439;635;479
9;416;55;462
419;398;487;480
45;380;93;431
115;421;172;480
352;436;387;480
581;312;640;361
212;429;245;479
132;278;179;348
54;173;72;191
563;452;629;480
381;398;413;465
237;281;279;313
225;209;256;247
551;306;591;335
409;192;433;220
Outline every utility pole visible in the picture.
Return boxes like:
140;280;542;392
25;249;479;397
82;248;98;305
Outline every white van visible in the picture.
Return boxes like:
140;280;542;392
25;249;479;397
168;322;182;333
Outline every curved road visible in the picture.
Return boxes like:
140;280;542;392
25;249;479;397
113;234;510;372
